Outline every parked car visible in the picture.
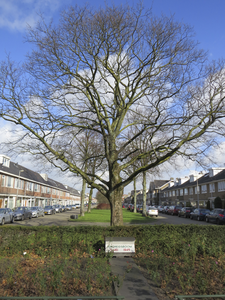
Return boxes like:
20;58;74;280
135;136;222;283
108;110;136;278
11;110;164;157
161;206;170;214
146;206;158;217
61;205;66;212
130;204;134;212
158;206;164;212
0;208;15;225
53;204;62;213
205;209;225;225
127;204;133;211
122;203;128;209
76;203;80;208
13;207;32;221
44;206;56;215
30;206;44;218
190;208;210;221
167;206;182;216
178;207;195;218
66;205;72;211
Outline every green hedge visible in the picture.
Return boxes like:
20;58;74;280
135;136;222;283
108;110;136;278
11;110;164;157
0;225;224;258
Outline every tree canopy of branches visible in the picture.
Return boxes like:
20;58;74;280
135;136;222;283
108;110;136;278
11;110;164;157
1;3;225;226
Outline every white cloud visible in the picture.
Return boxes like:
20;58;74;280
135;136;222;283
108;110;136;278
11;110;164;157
0;0;71;31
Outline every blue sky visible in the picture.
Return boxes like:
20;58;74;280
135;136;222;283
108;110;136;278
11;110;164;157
0;0;225;192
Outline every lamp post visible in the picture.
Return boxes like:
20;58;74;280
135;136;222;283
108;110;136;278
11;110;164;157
196;171;203;209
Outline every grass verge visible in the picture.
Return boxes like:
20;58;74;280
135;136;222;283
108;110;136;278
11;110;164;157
69;208;156;224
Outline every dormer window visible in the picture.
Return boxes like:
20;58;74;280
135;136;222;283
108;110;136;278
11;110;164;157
0;155;10;168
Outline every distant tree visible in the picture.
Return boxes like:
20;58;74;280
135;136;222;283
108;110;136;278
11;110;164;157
214;197;222;208
96;191;108;204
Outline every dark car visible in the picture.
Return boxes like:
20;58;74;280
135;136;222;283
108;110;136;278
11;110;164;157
178;207;195;218
127;204;133;211
190;208;210;221
167;206;182;216
205;209;225;225
161;206;170;214
13;207;32;221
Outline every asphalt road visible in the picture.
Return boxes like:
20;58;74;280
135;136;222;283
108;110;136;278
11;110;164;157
4;210;218;227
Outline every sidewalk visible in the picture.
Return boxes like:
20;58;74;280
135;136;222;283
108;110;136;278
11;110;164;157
110;257;159;300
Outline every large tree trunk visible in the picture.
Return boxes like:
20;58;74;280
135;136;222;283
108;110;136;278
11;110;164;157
109;186;124;226
142;171;147;216
88;187;93;213
133;177;137;213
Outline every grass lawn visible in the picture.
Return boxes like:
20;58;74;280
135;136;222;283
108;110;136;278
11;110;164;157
69;208;156;224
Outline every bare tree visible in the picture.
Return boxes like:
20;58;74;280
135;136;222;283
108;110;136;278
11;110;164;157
1;4;225;226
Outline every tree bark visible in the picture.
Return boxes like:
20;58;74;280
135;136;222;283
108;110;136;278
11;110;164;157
88;187;93;213
80;178;86;217
142;171;147;216
133;177;137;213
109;186;124;226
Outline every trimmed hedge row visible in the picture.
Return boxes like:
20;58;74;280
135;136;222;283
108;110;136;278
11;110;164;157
0;225;224;257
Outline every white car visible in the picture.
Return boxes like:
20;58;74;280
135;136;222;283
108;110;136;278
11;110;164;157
147;206;158;217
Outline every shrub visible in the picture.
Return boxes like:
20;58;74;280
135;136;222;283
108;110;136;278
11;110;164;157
96;203;111;210
214;196;222;208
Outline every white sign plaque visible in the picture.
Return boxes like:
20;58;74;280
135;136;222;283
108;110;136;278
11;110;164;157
105;237;135;256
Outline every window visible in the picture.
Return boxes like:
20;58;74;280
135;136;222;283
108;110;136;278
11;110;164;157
47;187;51;194
209;183;215;192
176;190;179;196
218;181;225;191
195;186;200;194
180;189;183;196
41;186;46;193
172;190;175;196
1;175;6;187
34;184;40;192
189;188;193;195
2;157;10;167
201;185;207;193
169;191;171;197
7;176;13;188
26;182;33;191
184;188;188;195
14;178;24;189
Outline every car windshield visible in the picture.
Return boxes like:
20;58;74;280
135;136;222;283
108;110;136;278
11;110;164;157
0;209;6;213
15;207;24;211
200;209;210;213
30;207;37;210
45;206;52;209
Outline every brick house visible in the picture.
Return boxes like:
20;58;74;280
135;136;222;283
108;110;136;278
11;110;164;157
0;154;81;209
160;168;225;208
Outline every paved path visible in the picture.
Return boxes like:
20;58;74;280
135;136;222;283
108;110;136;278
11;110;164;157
110;257;159;300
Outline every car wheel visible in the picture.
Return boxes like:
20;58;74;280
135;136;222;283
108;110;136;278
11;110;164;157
1;218;5;225
197;216;200;221
11;217;14;223
29;215;32;219
206;217;209;223
216;219;221;225
21;215;25;221
185;214;187;218
190;215;193;219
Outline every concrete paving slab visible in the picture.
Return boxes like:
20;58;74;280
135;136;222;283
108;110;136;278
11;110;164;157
110;257;159;300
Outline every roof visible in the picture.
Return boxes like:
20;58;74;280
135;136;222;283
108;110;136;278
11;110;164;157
0;160;80;195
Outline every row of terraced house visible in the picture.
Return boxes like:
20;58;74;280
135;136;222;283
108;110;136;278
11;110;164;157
0;154;81;209
125;167;225;209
